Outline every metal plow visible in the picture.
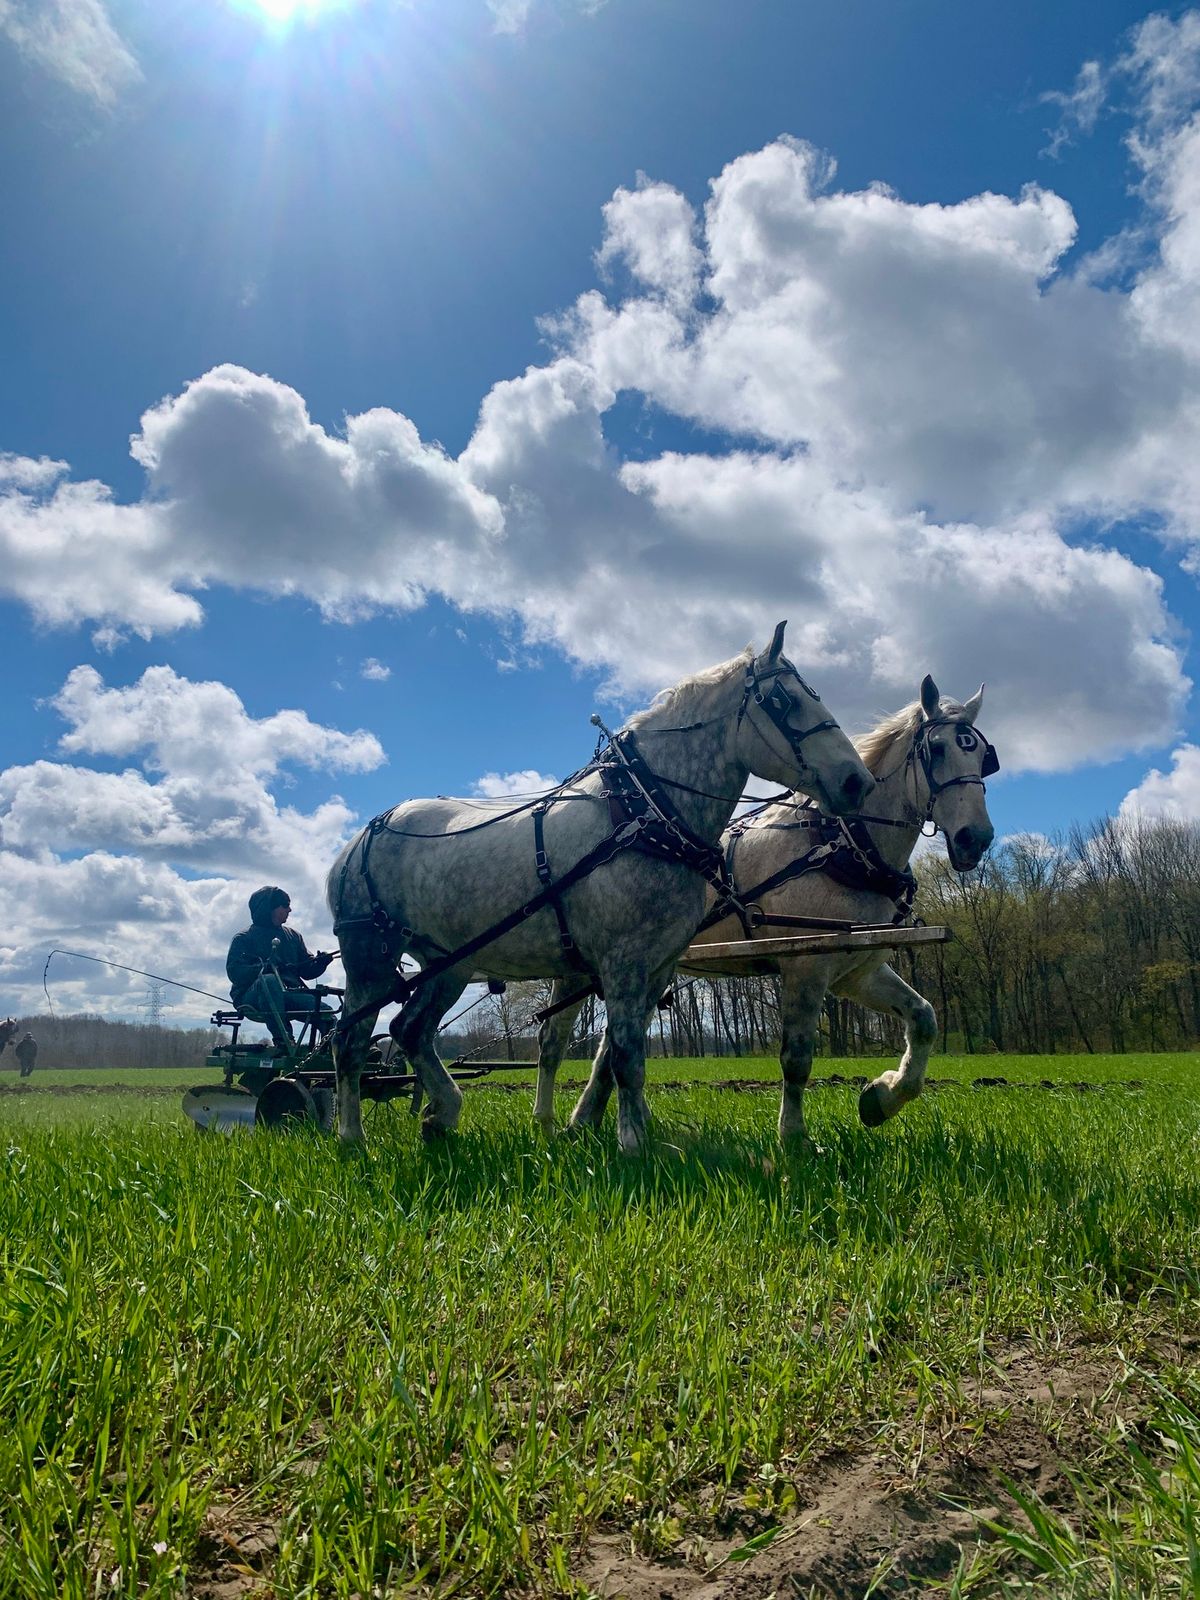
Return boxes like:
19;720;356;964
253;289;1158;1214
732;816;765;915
182;1083;259;1132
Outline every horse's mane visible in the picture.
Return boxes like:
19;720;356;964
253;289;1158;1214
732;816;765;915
854;703;922;774
628;648;753;731
854;696;965;775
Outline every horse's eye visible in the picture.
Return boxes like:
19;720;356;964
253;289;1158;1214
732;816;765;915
929;743;946;761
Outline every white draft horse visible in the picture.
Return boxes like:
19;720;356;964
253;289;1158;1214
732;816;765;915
535;676;996;1147
327;626;875;1150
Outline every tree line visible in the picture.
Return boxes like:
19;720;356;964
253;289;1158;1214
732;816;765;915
1;1013;220;1072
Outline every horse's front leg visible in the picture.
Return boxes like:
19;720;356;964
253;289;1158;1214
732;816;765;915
777;966;826;1151
394;969;470;1139
839;961;938;1127
534;979;590;1133
567;1028;615;1133
335;945;399;1145
569;970;675;1135
590;960;673;1153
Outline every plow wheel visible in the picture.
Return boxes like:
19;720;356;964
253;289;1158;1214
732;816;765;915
255;1076;320;1130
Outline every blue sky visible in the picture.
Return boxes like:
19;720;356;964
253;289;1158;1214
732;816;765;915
3;0;1200;1019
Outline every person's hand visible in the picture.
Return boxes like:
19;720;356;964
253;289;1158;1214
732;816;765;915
316;951;334;973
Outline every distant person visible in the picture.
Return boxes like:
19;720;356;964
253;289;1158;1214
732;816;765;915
14;1032;37;1078
226;887;336;1051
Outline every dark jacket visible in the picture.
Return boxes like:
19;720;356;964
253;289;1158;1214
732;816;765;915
14;1035;36;1065
226;924;329;1005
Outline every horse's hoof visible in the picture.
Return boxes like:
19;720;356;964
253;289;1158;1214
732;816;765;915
780;1132;818;1158
858;1083;888;1128
420;1119;456;1144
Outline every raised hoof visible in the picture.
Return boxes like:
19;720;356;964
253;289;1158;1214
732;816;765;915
858;1082;889;1128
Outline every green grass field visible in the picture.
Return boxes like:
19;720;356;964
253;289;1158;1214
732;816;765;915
2;1061;1199;1596
7;1047;1198;1094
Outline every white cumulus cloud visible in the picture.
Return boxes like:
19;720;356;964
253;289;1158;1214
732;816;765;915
471;769;561;797
0;667;386;1021
1121;744;1200;821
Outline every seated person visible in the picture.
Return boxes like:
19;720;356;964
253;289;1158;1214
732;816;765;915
226;886;336;1050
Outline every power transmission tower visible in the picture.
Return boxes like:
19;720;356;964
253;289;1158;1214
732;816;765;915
139;981;172;1026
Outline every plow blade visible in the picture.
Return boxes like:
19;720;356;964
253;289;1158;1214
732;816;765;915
183;1084;258;1132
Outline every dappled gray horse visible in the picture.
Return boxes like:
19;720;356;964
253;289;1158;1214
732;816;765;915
0;1019;16;1056
536;677;996;1146
328;626;875;1150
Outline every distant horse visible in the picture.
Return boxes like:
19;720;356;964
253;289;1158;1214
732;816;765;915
328;625;875;1150
0;1019;16;1056
535;676;996;1146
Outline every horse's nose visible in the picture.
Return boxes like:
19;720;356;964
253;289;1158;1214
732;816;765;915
953;823;994;864
831;764;875;815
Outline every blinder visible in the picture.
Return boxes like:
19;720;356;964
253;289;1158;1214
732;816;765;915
949;723;1000;778
914;718;999;811
739;654;839;766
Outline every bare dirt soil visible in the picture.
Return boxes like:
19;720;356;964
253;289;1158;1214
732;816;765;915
575;1331;1178;1600
188;1515;278;1600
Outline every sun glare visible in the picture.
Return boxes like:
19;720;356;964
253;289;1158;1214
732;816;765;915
232;0;356;25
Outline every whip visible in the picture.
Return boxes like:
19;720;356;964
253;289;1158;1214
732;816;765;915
42;948;231;1016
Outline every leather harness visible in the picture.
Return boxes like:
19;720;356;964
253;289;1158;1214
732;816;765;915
330;651;853;1035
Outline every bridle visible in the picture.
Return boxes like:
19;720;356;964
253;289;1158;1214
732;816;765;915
907;718;999;829
736;654;841;772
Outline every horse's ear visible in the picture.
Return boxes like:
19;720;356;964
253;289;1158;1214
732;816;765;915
962;684;985;725
920;675;940;718
767;620;787;663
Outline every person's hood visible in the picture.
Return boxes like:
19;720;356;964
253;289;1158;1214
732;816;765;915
249;886;290;927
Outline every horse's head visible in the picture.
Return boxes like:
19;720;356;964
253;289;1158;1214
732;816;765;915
738;622;875;817
912;675;997;870
0;1019;16;1052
